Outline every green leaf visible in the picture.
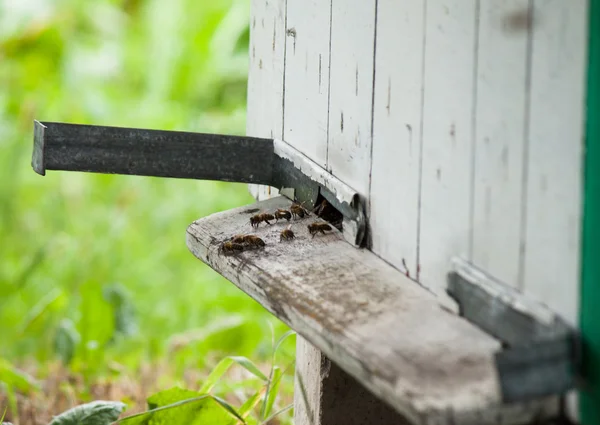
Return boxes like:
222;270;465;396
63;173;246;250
261;404;293;425
18;288;65;334
48;400;126;425
116;392;244;425
238;388;264;420
0;358;40;393
147;387;201;410
103;283;137;337
262;366;282;419
79;281;115;352
53;319;80;365
273;331;296;357
199;356;268;394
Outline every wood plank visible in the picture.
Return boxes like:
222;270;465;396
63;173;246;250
294;337;410;425
523;4;588;420
418;0;477;294
187;196;558;425
326;0;376;195
521;0;587;328
283;0;331;168
369;0;425;278
247;0;286;200
471;0;530;288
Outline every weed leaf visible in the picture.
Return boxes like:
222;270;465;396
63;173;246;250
49;400;126;425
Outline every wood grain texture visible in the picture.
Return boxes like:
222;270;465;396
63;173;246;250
418;0;477;295
521;0;587;327
295;337;411;425
283;0;330;168
187;196;558;425
247;0;286;200
327;0;376;195
471;0;530;288
369;0;425;278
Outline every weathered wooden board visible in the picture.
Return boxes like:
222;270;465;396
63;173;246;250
327;0;376;195
247;0;286;201
471;0;530;288
521;0;586;327
369;0;425;278
283;0;331;168
187;196;558;425
294;337;411;425
418;0;477;294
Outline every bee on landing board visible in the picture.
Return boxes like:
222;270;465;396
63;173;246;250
307;222;332;238
250;212;275;227
230;234;266;248
274;208;292;222
290;202;310;219
313;199;328;217
280;226;295;242
219;241;245;255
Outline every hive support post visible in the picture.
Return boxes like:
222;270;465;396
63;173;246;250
294;336;410;425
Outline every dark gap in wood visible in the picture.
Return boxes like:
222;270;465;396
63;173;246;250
313;192;343;231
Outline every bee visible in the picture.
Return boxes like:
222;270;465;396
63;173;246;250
230;234;266;248
290;202;310;219
274;208;292;222
219;241;245;255
307;222;333;238
280;226;295;242
243;235;266;248
250;212;275;227
313;199;328;216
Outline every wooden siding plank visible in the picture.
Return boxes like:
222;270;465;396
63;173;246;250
522;0;587;326
327;0;376;196
418;0;478;292
471;0;530;288
247;0;286;200
369;0;425;277
283;0;331;168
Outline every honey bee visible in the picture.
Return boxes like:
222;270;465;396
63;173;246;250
243;235;266;248
290;202;310;219
219;241;245;255
313;199;328;216
250;212;275;227
280;226;295;242
307;222;332;238
274;208;292;222
230;234;266;248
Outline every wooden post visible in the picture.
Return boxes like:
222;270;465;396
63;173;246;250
294;336;410;425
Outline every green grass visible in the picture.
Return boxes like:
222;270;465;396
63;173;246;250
0;0;293;415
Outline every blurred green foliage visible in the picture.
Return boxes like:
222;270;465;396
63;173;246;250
0;0;290;382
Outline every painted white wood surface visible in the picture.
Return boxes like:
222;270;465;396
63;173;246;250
418;0;478;292
326;0;376;195
369;1;425;277
522;0;587;326
283;0;331;168
471;0;530;288
247;0;286;201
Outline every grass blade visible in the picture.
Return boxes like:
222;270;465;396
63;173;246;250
228;356;268;381
262;366;281;418
273;331;296;357
199;356;268;393
261;404;293;425
113;394;245;425
212;395;246;424
238;388;265;419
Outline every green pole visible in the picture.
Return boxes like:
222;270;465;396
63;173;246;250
580;0;600;423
